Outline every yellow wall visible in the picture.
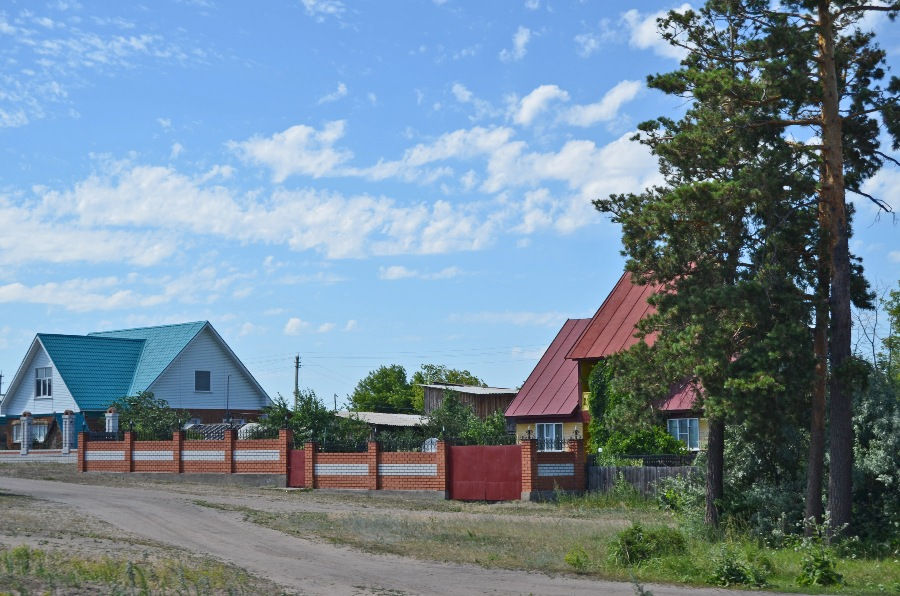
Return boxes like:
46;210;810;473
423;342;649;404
515;421;584;440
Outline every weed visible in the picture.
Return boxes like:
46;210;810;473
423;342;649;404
609;523;686;566
707;544;769;587
564;546;589;571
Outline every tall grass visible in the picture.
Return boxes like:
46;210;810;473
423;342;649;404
0;544;286;595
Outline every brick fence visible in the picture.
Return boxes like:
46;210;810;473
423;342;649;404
77;429;290;477
77;430;586;500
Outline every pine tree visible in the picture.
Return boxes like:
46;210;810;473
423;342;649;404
598;0;898;529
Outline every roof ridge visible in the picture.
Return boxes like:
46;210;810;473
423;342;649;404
88;320;208;336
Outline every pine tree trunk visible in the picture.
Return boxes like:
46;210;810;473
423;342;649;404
705;417;724;527
817;2;853;533
806;301;827;533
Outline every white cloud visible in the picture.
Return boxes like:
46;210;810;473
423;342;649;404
344;319;358;331
0;277;146;312
574;19;622;58
379;265;462;280
301;0;345;20
318;82;348;104
158;118;172;129
499;26;531;62
169;142;183;160
238;322;262;337
450;83;500;121
621;4;692;60
228;121;353;182
890;251;900;263
283;317;309;335
512;85;570;126
379;265;418;280
317;322;335;333
560;80;642;126
525;0;540;10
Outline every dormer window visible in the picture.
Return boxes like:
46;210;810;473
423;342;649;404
195;370;211;392
35;367;52;398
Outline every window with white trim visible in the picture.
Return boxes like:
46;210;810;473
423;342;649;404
667;417;700;451
536;422;563;452
195;370;211;392
13;423;48;443
35;367;52;398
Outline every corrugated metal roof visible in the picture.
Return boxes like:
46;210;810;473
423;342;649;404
566;271;658;360
418;384;517;395
89;321;207;393
505;318;591;418
337;411;427;427
38;334;146;411
657;379;699;412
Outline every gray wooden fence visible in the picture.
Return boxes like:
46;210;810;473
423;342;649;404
587;465;698;495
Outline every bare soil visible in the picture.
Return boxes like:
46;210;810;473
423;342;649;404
0;465;796;595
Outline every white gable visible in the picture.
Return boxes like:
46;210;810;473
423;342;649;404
148;326;270;411
1;339;79;417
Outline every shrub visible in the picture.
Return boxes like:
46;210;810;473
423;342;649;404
609;523;686;566
604;426;687;457
564;546;589;571
707;545;770;587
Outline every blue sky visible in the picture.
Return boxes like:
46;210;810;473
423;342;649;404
1;1;898;408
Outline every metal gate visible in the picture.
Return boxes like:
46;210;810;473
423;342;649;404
448;444;521;501
287;449;306;488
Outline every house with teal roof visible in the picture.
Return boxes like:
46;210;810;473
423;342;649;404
0;321;271;447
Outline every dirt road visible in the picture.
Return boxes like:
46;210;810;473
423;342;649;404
1;477;792;595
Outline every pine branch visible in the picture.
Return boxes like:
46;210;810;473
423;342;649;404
835;3;900;20
875;151;900;168
848;188;893;213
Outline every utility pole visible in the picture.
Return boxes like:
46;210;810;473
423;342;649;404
0;371;4;396
294;354;300;409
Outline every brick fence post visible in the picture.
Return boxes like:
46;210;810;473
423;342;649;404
520;438;537;500
61;411;75;455
305;442;317;488
19;412;32;455
124;431;135;473
368;441;379;491
173;430;185;474
436;440;448;497
568;438;585;492
279;429;292;477
77;431;88;472
225;428;236;474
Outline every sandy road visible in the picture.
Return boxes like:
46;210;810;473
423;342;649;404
1;477;794;596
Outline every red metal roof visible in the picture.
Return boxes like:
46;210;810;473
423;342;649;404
656;378;699;412
566;271;658;360
505;318;591;418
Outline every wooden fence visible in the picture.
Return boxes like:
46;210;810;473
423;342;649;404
587;465;698;494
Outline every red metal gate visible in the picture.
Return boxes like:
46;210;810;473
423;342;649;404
449;445;521;501
287;449;306;487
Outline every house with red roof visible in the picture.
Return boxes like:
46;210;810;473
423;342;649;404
506;271;706;452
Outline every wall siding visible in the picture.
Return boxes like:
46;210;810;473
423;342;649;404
148;327;267;412
4;344;78;416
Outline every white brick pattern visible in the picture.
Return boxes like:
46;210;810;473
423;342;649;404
234;449;280;461
378;463;437;476
537;463;575;477
315;463;369;476
133;450;174;461
182;450;225;461
85;450;126;461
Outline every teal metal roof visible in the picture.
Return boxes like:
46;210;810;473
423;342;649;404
38;334;146;411
89;321;207;393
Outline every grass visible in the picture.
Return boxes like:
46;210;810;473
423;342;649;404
0;544;276;595
3;463;899;594
0;485;291;595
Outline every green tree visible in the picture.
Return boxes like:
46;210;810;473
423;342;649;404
410;364;485;411
109;391;189;438
258;390;368;445
349;365;416;413
421;390;509;444
600;0;898;531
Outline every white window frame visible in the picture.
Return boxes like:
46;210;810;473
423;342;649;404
194;370;211;392
12;423;48;444
35;367;52;398
536;422;564;452
667;417;700;451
